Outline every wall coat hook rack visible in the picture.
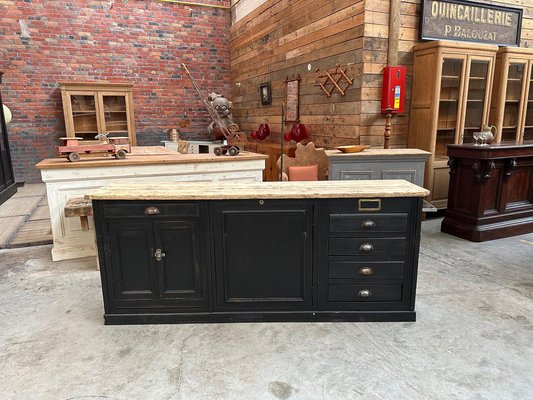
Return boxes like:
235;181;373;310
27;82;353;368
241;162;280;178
315;63;353;97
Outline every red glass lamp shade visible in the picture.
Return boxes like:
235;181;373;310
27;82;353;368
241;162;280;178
251;123;270;141
283;122;308;142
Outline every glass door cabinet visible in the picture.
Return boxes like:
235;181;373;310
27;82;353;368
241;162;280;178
409;41;497;209
60;82;136;145
490;47;533;143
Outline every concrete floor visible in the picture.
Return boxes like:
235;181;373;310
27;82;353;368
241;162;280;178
0;217;531;400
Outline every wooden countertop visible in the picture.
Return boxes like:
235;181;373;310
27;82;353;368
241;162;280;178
35;146;267;170
326;148;432;158
89;180;429;200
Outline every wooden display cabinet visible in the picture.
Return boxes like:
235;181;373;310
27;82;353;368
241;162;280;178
490;47;533;143
60;82;136;145
408;41;497;209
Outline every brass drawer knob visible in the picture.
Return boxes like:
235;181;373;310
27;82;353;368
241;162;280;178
144;206;160;215
359;243;374;252
361;219;376;229
358;267;374;276
358;289;372;298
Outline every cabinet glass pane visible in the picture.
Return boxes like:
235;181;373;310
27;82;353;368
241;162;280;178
463;60;489;144
502;63;525;141
70;94;98;138
102;95;128;133
524;71;533;141
436;59;462;158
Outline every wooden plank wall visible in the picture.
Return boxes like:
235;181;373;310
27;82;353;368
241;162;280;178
230;0;533;149
230;0;365;148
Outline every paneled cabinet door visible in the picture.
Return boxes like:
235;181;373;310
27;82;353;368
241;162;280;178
155;220;207;306
107;220;159;305
212;200;314;310
105;218;207;310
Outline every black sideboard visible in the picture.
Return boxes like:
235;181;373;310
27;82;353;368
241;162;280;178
91;181;427;324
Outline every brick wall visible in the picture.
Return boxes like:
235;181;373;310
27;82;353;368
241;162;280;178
0;0;231;182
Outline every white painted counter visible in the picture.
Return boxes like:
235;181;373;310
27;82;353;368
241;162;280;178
36;147;266;261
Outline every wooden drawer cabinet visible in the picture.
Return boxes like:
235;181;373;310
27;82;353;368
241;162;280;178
92;182;425;324
324;196;419;311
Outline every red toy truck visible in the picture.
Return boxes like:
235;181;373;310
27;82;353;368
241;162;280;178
56;134;131;162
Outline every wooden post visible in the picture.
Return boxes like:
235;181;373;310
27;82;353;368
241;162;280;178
388;0;401;66
385;0;400;149
384;109;393;149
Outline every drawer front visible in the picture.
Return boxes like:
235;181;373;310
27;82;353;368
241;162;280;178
328;198;412;214
329;213;407;233
103;202;199;218
329;261;404;279
328;237;405;258
328;284;402;302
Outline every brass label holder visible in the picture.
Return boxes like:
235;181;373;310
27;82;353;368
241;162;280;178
358;199;381;211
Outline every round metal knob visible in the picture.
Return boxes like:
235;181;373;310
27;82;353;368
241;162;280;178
358;267;374;276
359;243;374;252
361;219;376;229
358;289;372;298
144;206;160;215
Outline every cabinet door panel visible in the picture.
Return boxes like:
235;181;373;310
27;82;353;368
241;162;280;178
156;220;206;305
100;93;128;134
213;201;313;309
436;57;464;158
108;221;158;301
462;59;491;144
523;64;533;141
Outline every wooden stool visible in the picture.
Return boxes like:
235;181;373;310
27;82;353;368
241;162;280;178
64;197;93;231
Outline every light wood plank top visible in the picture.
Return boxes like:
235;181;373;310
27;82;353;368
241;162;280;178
89;180;429;200
326;148;431;158
35;146;267;169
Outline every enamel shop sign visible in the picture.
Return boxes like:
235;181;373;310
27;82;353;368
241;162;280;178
421;0;522;46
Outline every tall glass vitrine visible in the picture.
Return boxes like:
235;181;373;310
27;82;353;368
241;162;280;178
409;41;497;209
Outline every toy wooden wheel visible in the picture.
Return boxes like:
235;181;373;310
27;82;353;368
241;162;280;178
228;146;239;156
68;152;80;162
214;147;222;156
115;149;127;159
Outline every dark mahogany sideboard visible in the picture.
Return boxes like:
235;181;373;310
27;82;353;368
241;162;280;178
442;142;533;241
90;180;428;325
